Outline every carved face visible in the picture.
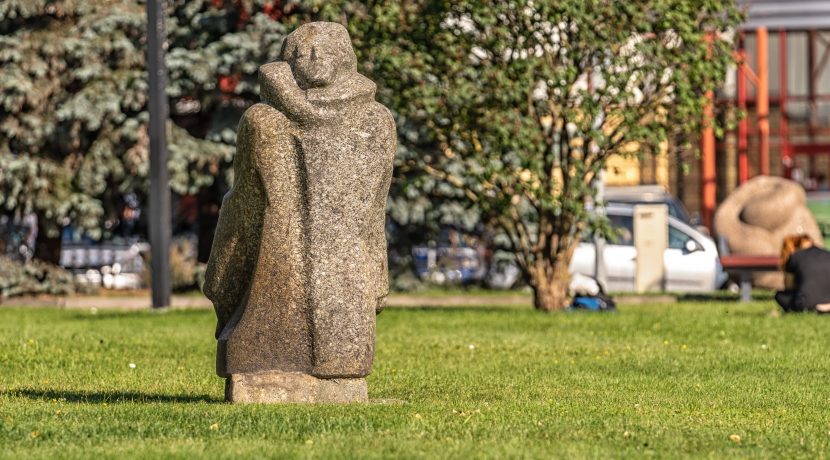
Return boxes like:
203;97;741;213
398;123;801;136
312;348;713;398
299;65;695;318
281;23;358;90
289;39;338;89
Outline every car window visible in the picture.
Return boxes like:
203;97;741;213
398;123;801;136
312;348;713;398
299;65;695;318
608;215;634;246
668;225;692;250
666;203;680;220
607;199;691;224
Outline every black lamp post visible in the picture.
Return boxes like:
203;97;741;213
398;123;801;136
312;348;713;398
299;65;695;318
146;0;171;308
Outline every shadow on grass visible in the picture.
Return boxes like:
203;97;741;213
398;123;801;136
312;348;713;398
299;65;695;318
5;388;220;404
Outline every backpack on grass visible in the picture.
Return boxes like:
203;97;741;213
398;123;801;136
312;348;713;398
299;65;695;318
568;274;616;312
570;293;616;311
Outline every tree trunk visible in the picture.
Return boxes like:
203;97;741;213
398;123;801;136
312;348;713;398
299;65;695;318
531;261;571;312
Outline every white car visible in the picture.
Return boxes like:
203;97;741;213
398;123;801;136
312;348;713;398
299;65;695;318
570;205;728;292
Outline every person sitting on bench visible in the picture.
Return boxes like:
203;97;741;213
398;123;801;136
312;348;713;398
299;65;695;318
775;234;830;313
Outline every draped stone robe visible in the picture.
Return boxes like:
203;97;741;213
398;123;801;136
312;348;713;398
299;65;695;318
203;63;396;379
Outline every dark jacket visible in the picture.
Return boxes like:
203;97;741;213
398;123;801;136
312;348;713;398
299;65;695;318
785;246;830;311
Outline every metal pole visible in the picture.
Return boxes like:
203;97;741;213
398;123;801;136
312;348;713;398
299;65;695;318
593;170;607;293
779;29;791;178
757;27;770;176
701;32;716;231
701;89;716;230
147;0;171;308
737;36;749;183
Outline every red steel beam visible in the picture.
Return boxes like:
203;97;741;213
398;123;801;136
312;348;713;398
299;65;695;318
779;29;791;178
702;90;716;229
757;27;770;176
788;144;830;155
701;32;716;230
737;38;749;184
809;30;818;141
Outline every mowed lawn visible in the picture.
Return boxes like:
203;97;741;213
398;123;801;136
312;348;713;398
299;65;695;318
1;300;829;459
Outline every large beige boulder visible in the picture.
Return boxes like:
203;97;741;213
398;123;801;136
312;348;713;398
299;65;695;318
714;176;822;289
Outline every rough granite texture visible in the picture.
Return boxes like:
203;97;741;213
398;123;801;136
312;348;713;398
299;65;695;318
714;175;822;289
226;372;368;404
203;22;396;402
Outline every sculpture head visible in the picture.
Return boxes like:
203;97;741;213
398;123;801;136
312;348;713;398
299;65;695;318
281;22;357;90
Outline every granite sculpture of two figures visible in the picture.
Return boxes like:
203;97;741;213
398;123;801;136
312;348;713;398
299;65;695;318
203;22;396;403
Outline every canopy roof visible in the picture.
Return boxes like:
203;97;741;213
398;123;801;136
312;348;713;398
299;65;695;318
738;0;830;30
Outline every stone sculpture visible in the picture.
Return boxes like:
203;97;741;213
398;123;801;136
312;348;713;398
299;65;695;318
203;22;396;403
714;176;822;289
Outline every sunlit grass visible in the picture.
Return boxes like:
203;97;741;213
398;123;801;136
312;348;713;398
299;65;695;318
1;300;829;458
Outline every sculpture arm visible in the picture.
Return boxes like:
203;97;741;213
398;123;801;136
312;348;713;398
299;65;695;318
259;62;330;124
203;195;245;335
203;113;263;337
373;109;397;314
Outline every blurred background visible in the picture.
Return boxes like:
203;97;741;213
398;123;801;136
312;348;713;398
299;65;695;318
1;0;829;302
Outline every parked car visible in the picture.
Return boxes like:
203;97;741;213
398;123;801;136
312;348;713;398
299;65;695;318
605;185;695;226
570;204;728;292
412;227;489;285
413;246;487;284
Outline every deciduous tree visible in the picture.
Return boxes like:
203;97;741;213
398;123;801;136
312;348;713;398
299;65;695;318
338;0;741;309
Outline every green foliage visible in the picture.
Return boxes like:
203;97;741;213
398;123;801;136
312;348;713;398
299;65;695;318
0;0;475;280
140;236;205;291
0;256;89;298
332;0;742;307
2;301;830;457
0;0;742;298
0;0;300;240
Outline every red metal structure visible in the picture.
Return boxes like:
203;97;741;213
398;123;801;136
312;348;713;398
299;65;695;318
731;27;770;185
733;2;830;190
697;1;830;230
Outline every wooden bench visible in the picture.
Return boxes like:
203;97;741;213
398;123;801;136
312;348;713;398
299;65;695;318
719;255;780;302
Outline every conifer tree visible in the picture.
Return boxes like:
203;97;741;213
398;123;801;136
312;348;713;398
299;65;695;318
0;0;299;262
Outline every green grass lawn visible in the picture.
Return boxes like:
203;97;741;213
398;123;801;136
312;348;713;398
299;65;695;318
807;197;830;247
1;301;829;459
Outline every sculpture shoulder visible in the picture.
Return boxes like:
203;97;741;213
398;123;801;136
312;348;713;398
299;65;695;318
237;103;295;172
366;102;395;131
239;103;292;136
365;102;396;154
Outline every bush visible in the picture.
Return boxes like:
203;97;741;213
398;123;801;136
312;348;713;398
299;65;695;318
0;256;92;300
141;236;205;292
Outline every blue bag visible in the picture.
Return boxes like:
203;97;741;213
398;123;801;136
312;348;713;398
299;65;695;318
571;293;616;311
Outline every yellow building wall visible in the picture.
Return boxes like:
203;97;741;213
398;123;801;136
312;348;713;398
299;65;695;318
605;155;641;186
603;141;670;188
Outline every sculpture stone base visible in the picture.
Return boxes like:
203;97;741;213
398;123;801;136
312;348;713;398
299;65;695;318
225;372;368;404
